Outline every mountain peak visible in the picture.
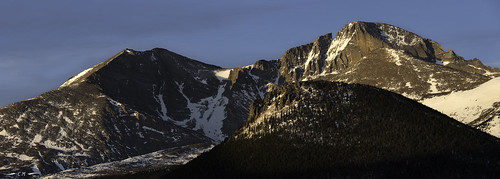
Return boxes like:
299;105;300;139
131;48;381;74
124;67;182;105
279;21;491;100
60;49;131;87
59;48;220;88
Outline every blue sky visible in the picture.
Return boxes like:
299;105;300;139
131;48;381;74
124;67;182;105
0;0;499;107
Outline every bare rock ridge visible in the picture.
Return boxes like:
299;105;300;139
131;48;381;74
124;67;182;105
0;21;499;176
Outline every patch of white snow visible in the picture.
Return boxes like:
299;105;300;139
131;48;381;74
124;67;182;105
386;48;403;66
60;68;94;87
214;69;231;81
427;74;439;93
142;126;164;135
435;59;444;65
422;77;500;137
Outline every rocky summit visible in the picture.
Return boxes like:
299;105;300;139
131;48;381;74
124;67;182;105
279;21;496;100
0;21;499;177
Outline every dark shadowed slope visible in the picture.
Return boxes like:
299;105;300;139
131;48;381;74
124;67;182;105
168;81;500;178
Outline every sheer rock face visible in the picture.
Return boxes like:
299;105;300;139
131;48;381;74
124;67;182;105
274;22;498;136
224;59;284;136
279;21;492;100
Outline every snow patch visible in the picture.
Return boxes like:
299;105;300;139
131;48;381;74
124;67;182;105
60;68;94;87
0;129;8;136
325;28;354;62
18;154;34;161
248;71;260;82
435;59;444;65
405;82;412;88
54;160;65;171
175;82;228;142
386;48;403;66
32;134;42;144
274;69;280;84
41;140;78;152
378;24;420;46
153;83;171;121
422;77;500;137
29;165;42;176
427;74;439;93
142;126;164;135
304;50;320;73
467;64;497;76
151;54;157;62
214;69;231;81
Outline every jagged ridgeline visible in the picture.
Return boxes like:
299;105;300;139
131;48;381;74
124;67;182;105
168;81;500;178
1;20;499;177
279;21;497;100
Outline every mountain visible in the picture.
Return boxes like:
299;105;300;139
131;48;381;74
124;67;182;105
279;21;497;100
0;49;214;176
0;47;283;176
1;21;499;176
167;81;500;178
277;21;500;135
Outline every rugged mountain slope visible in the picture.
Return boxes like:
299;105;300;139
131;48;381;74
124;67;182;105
0;48;282;176
0;49;216;176
222;59;285;136
279;21;496;100
168;81;500;178
276;21;500;136
422;77;500;138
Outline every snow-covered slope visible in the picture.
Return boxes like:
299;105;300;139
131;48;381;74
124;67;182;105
422;77;500;137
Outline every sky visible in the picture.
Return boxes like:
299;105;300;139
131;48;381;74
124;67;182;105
0;0;499;107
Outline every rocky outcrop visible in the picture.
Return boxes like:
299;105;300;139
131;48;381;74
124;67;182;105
278;21;491;100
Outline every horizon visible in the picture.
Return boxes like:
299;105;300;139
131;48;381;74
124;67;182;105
1;0;499;107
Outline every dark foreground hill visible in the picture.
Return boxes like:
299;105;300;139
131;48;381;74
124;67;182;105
167;81;500;178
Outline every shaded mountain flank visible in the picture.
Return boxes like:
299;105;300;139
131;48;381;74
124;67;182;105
167;81;500;178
